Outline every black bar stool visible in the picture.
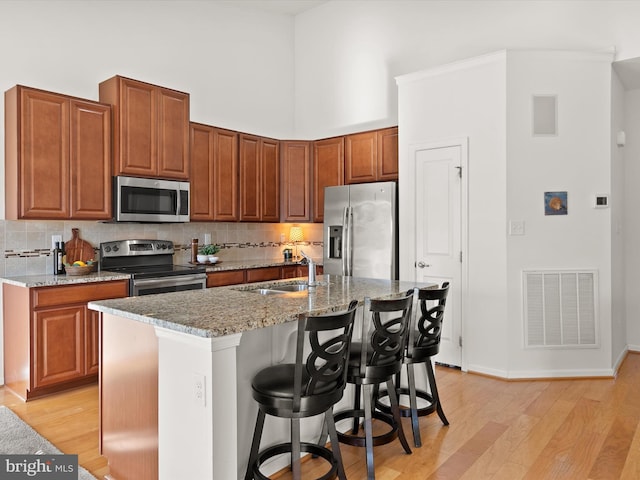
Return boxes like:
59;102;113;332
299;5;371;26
333;292;414;480
376;283;450;447
244;300;358;480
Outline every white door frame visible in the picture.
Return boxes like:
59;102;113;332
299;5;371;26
409;136;469;371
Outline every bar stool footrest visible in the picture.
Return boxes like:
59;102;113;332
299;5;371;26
376;387;437;417
334;408;398;447
251;442;339;480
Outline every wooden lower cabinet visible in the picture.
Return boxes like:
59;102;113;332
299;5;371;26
2;280;129;401
207;265;323;287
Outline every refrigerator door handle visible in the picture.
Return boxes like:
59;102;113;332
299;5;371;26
342;206;351;276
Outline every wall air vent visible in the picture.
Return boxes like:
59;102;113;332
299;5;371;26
523;270;598;348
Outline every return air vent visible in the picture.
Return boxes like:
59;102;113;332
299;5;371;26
523;270;597;348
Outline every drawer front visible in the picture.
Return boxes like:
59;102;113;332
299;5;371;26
246;267;281;283
33;280;129;308
206;270;245;288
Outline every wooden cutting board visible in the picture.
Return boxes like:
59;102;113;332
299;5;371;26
64;228;94;264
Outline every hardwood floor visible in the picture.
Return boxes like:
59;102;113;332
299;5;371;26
2;353;640;479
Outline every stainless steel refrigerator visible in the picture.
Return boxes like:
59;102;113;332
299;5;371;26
323;182;397;280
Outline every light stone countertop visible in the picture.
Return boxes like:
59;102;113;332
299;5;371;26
1;271;131;288
0;259;318;288
89;275;427;338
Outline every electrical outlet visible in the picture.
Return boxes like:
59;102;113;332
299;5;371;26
193;373;206;407
51;235;62;250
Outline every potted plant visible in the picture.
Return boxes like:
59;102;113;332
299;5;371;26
198;244;220;263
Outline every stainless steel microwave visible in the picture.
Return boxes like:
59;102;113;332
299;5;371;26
114;176;190;223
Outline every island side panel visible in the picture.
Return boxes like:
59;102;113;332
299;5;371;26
2;283;31;399
101;313;158;480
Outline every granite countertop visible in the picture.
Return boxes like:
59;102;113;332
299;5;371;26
89;275;426;338
1;271;131;288
0;259;319;288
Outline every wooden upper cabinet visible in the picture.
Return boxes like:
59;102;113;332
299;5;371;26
377;126;399;181
313;137;344;223
261;138;280;222
190;122;239;221
239;134;279;222
189;122;215;221
4;85;111;220
70;100;112;219
281;141;311;222
99;76;189;180
345;127;398;184
345;130;377;184
212;127;239;221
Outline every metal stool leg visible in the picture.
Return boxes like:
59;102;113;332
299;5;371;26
387;379;412;455
291;417;301;479
426;360;449;426
407;363;422;447
245;409;266;480
325;407;347;480
363;384;375;480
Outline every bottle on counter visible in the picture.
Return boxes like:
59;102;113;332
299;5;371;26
54;241;65;275
191;238;199;264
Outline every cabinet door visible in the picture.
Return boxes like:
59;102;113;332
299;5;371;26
157;87;190;179
19;88;70;219
206;270;245;287
281;141;311;222
345;130;377;184
377;127;398;181
190;123;215;221
239;134;261;221
213;128;239;221
261;139;280;222
70;100;112;219
33;306;84;388
116;77;156;177
313;137;344;223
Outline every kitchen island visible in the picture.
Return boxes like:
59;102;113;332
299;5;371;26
89;275;429;480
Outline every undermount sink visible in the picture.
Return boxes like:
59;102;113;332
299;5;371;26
241;281;326;296
270;284;309;292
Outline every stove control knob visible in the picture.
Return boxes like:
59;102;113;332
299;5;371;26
112;245;119;252
104;246;111;253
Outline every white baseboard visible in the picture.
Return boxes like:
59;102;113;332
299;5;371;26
467;363;615;379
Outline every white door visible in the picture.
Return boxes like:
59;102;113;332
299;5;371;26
414;144;464;367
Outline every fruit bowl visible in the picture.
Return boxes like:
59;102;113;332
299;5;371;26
65;265;93;276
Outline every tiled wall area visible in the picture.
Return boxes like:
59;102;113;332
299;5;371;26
2;220;324;277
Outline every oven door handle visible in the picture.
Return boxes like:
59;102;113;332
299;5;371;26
132;274;206;289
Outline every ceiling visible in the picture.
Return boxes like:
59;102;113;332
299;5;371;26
219;0;328;16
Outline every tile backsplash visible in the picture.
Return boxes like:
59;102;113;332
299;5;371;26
1;220;323;277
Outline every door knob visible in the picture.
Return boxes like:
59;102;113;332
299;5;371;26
416;261;430;268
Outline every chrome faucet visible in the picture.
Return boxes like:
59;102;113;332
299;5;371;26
300;250;317;287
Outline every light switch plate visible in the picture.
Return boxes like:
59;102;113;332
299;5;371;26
509;220;525;236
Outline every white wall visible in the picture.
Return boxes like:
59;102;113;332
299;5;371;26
611;69;627;365
624;89;640;350
397;52;509;376
505;50;615;376
294;0;640;139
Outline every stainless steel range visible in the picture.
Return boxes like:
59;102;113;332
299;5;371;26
100;239;207;296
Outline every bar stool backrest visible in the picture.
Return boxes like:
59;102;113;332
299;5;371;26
293;300;359;412
360;292;414;379
408;282;450;360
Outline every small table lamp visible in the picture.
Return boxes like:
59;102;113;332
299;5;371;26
289;226;304;259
